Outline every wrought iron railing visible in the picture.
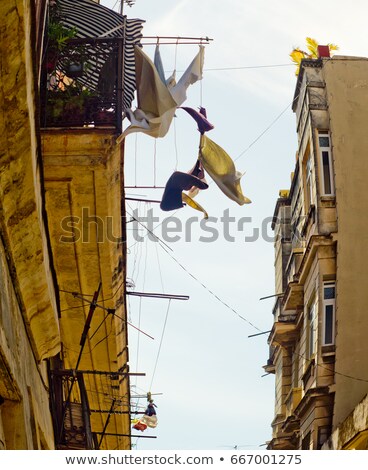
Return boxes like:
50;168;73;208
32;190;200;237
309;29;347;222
41;38;124;132
49;369;134;450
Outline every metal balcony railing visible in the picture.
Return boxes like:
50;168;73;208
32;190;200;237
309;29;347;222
41;38;124;132
49;368;136;450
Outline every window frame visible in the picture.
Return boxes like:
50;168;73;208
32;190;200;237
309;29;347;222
322;281;336;346
318;131;335;196
305;152;314;209
306;294;317;360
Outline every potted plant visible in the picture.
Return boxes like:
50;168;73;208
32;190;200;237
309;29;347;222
46;85;97;127
93;107;116;126
45;2;78;73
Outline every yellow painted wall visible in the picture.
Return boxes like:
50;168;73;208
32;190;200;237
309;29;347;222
0;0;60;448
322;57;368;428
42;129;131;450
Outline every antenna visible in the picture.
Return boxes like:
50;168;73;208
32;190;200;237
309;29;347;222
121;0;136;15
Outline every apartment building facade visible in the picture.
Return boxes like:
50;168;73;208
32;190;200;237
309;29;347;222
266;52;368;450
0;0;135;449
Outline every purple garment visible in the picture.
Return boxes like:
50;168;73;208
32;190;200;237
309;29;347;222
179;107;214;134
160;165;209;212
145;403;157;416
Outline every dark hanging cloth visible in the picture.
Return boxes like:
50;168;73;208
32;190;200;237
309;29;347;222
179;106;214;134
144;403;156;417
160;164;209;212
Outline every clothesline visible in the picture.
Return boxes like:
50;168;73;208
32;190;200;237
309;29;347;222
141;42;210;45
142;35;213;42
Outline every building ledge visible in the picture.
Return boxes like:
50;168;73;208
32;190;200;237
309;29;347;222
282;415;300;434
294;386;331;418
298;235;336;284
323;393;368;449
267;435;298;450
263;359;275;374
283;282;304;311
268;317;299;347
342;429;368;450
285;387;303;417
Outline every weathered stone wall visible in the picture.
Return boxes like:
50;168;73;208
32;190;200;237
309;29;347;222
0;0;60;450
0;1;60;360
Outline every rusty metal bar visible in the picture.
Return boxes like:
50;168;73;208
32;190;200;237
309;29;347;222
94;432;157;439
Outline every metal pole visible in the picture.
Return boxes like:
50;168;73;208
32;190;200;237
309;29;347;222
127;291;189;300
98;399;116;449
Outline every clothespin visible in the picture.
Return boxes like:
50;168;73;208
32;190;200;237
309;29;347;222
147;392;157;408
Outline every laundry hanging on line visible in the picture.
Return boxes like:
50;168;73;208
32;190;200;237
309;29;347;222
199;134;251;205
160;162;209;212
132;401;158;432
182;192;209;219
119;45;205;140
159;112;212;219
179;106;214;134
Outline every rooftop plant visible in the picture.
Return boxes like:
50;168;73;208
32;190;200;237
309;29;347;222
290;37;339;75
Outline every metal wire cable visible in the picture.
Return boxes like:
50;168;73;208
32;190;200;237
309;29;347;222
149;299;172;391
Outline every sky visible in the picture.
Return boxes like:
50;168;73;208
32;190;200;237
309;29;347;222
99;0;368;450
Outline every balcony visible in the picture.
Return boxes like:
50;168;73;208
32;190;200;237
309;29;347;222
283;282;304;311
49;369;135;450
269;315;299;348
41;38;124;132
285;387;302;419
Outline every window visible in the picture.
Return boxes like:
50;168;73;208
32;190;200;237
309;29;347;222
305;153;314;208
318;132;335;196
307;299;317;359
317;426;331;449
275;359;283;415
292;347;300;388
302;431;311;450
323;282;336;345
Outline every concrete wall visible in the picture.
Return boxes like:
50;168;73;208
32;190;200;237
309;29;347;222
42;130;131;450
0;237;55;449
322;57;368;428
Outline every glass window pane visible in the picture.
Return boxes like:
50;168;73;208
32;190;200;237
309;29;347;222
324;305;334;344
319;136;330;147
322;151;332;194
324;286;335;299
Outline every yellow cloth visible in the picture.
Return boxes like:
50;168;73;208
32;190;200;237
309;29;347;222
199;135;251;205
182;192;208;219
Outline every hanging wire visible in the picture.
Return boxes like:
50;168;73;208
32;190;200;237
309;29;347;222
200;78;203;108
125;205;174;253
90;315;115;352
89;313;110;341
153;140;157;187
134;133;138;187
124;204;262;330
204;63;294;72
235;101;292;162
154;241;165;293
272;338;368;384
174;37;179;71
150;299;172;391
135;232;149;390
173;117;179;170
158;242;262;332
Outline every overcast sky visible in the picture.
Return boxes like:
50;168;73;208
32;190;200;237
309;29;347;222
100;0;368;450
